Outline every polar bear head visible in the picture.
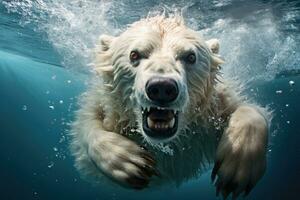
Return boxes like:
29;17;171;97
95;16;223;144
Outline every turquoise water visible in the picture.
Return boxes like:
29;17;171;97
0;0;299;199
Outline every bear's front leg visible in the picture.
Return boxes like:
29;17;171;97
87;130;158;189
212;105;268;199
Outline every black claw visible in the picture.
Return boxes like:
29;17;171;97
142;154;156;166
140;150;156;164
141;164;161;179
211;161;221;182
140;165;154;177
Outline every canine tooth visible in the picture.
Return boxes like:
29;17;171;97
169;118;175;128
147;117;154;128
146;107;150;112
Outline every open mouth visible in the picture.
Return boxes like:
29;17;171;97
142;107;179;140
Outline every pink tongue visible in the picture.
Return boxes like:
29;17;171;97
148;109;174;121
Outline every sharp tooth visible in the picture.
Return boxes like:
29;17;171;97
169;118;175;128
147;117;154;128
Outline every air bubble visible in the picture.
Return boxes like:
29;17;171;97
289;80;295;86
47;161;54;168
22;105;27;111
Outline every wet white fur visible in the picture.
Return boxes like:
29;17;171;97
70;16;269;191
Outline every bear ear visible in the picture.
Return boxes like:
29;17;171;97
206;38;225;67
98;34;115;51
206;38;220;54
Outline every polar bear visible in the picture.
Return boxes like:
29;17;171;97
70;15;269;199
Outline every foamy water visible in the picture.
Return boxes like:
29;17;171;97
3;0;300;80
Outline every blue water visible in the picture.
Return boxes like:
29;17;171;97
0;0;299;199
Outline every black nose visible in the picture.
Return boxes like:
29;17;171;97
146;77;179;104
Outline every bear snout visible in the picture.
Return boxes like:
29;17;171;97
145;77;179;105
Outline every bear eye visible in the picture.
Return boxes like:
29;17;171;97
129;50;141;62
185;52;196;64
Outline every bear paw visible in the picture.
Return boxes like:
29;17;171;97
211;106;268;199
88;132;158;189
